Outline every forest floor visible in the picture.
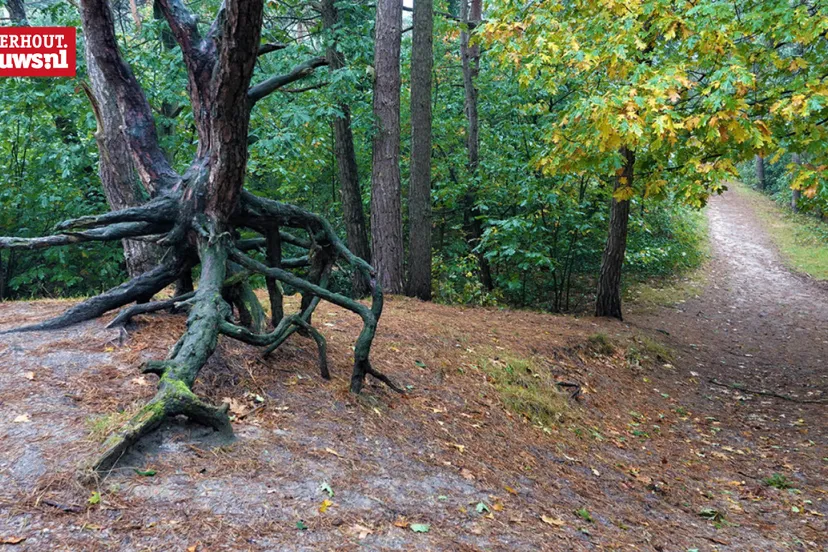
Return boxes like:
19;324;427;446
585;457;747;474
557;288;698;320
0;188;825;551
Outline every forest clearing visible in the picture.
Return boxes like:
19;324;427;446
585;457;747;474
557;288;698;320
1;0;827;550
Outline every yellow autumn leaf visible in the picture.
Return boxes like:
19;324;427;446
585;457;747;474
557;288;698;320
613;186;635;201
319;499;333;513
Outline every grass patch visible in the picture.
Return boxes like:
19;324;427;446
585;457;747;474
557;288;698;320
479;353;573;427
87;407;140;442
763;473;793;490
625;207;710;311
736;183;828;280
587;333;616;356
626;334;674;368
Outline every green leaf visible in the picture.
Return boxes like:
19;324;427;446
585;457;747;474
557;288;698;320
88;491;101;505
575;507;593;522
296;520;308;530
414;360;427;368
134;468;157;477
475;502;490;514
410;523;430;533
320;481;334;498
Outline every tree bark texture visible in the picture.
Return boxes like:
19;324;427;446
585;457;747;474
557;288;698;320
370;0;405;294
83;41;161;278
755;154;766;191
595;148;635;320
406;0;434;300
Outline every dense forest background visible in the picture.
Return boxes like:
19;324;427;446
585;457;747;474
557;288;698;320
0;0;708;312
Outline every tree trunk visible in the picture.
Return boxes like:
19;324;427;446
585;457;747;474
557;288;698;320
406;0;434;300
370;0;405;293
321;0;372;297
3;0;27;25
595;148;635;320
83;41;161;278
460;0;493;291
0;0;399;472
791;153;801;212
755;154;766;191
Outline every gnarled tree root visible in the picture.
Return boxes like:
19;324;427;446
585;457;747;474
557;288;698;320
1;194;400;472
94;373;232;473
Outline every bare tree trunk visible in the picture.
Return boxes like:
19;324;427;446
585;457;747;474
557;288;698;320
406;0;434;300
3;0;27;24
791;153;801;212
755;154;766;191
321;0;371;297
370;0;405;293
595;147;635;320
83;41;161;279
460;0;493;291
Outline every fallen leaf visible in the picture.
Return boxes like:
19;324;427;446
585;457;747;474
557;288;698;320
13;414;30;423
23;372;34;381
186;546;197;552
221;397;248;417
410;523;430;533
504;486;518;495
0;537;26;545
325;447;341;457
460;468;475;480
319;499;333;513
320;481;334;498
448;442;465;453
348;524;372;539
131;376;149;386
541;515;565;527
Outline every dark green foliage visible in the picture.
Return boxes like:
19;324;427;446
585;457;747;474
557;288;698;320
1;0;707;308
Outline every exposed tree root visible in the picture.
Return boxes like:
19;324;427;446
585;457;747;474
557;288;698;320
105;291;195;328
0;0;396;474
1;194;397;471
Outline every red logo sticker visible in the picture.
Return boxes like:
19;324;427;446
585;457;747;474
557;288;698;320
0;27;76;77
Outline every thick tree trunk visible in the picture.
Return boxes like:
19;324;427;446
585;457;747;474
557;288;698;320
791;153;801;212
321;0;372;297
84;41;161;278
370;0;405;294
3;0;27;24
460;0;493;291
595;148;635;320
0;0;398;473
755;154;766;191
406;0;434;300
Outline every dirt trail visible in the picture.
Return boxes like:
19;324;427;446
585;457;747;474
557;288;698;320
0;188;825;551
634;188;827;397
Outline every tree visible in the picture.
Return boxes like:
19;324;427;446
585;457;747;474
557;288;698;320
406;0;434;300
0;0;400;472
485;0;776;319
370;0;405;293
2;0;27;25
755;155;767;190
83;42;161;279
322;0;372;298
460;0;494;291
